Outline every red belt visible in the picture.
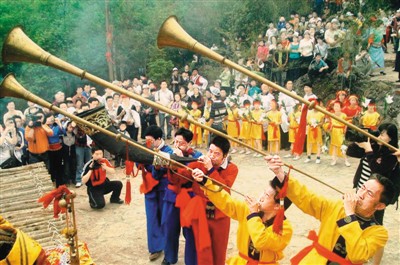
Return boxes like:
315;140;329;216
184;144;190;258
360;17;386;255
48;142;62;151
290;230;361;265
332;125;345;133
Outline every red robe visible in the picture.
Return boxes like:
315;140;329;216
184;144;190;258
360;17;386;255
174;160;238;265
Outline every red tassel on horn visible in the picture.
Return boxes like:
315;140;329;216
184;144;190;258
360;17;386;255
125;177;132;205
38;185;71;218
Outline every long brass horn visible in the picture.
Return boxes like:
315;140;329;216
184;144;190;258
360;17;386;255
157;16;399;153
2;26;345;194
0;74;246;196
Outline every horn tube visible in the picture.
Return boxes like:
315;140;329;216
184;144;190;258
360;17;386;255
157;16;398;153
0;74;196;167
1;26;348;194
0;74;254;196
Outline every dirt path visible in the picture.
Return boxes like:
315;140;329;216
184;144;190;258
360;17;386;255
72;148;399;265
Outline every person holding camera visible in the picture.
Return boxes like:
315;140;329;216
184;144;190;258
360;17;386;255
81;145;123;209
45;114;65;187
346;123;400;265
0;119;19;169
25;112;53;169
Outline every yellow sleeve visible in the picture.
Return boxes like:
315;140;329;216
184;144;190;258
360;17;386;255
338;221;388;263
287;177;335;221
247;218;293;252
203;180;248;221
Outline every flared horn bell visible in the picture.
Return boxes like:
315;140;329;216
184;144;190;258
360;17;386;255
157;16;197;50
2;27;52;65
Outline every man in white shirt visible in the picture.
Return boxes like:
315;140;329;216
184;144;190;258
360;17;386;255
154;80;174;139
278;81;299;150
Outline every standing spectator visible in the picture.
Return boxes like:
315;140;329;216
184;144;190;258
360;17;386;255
395;27;400;82
247;80;261;97
313;36;329;60
328;101;350;167
140;86;157;140
277;16;286;31
74;121;92;188
155;80;174;139
169;93;182;138
105;96;118;126
287;34;301;81
13;115;27;165
208;87;228;136
265;22;278;42
299;31;315;76
45;114;65;187
179;86;189;103
25;112;52;170
72;87;87;104
181;71;190;88
279;81;299;150
190;68;208;93
391;9;400;52
324;19;344;69
368;19;386;76
81;146;123;209
0;119;19;169
189;85;205;114
3;101;25;124
81;85;91;99
170;67;182;94
62;121;77;185
117;95;140;141
114;121;131;168
219;66;232;95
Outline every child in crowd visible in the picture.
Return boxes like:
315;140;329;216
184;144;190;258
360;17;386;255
249;99;264;157
305;100;325;164
328;101;350;166
226;100;240;154
285;104;301;159
360;100;381;130
189;101;202;148
239;100;252;154
266;100;282;155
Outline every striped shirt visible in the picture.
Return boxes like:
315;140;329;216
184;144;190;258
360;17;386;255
357;157;371;189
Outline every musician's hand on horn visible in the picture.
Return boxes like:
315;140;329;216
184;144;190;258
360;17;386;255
343;192;358;216
264;155;285;182
245;196;260;214
192;168;205;182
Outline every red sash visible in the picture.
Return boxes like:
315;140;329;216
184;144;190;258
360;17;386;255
332;125;346;133
290;230;361;265
139;170;159;194
180;196;211;251
310;126;318;139
48;142;62;151
270;122;278;138
238;252;276;265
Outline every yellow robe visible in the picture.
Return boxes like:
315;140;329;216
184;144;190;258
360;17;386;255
307;111;325;145
286;177;388;264
250;109;264;140
239;108;251;140
0;216;43;265
202;181;293;265
361;111;380;129
189;109;203;145
227;108;240;138
330;113;347;147
266;111;282;141
288;111;301;143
